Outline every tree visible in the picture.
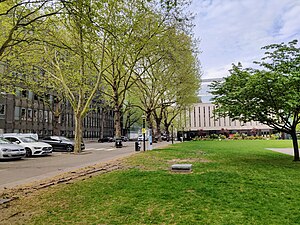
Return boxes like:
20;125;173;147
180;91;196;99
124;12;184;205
210;40;300;161
132;28;200;140
98;0;186;139
9;0;110;153
0;0;61;58
0;0;61;93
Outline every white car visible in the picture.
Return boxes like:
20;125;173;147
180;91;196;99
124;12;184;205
0;137;26;159
3;135;52;157
138;134;148;141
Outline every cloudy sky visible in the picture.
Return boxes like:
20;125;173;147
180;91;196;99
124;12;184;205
189;0;300;79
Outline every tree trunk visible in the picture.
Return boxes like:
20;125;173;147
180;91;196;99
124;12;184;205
99;108;104;139
114;107;121;138
291;130;299;161
155;117;162;142
74;113;83;154
53;115;60;136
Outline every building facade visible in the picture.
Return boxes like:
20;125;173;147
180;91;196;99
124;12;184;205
0;91;114;139
183;103;273;139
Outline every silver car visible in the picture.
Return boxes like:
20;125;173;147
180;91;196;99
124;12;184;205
0;137;26;159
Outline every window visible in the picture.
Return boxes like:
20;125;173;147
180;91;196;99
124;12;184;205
27;108;33;121
21;108;26;120
28;91;34;100
0;104;5;115
33;109;38;122
14;107;20;120
208;106;211;127
39;110;43;122
198;107;201;127
44;111;48;123
49;111;53;123
15;89;21;97
203;107;206;127
21;90;27;98
34;94;39;101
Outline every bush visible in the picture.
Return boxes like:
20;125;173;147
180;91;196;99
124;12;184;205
209;134;219;139
232;133;241;140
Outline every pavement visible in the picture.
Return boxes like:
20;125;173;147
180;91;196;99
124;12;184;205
265;148;294;156
0;140;176;191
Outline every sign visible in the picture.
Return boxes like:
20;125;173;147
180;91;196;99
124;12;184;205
142;128;146;134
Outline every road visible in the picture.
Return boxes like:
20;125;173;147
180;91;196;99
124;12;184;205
0;141;171;191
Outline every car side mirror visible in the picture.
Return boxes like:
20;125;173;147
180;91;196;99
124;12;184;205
15;141;20;144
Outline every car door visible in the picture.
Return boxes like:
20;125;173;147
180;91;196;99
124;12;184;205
44;136;62;150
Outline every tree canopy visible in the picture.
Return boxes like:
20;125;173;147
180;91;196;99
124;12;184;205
210;40;300;161
0;0;200;150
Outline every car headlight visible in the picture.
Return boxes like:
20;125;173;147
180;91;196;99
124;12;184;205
34;147;42;149
1;148;10;152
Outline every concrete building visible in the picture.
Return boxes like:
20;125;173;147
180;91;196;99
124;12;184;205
184;102;273;138
0;91;114;139
180;78;273;139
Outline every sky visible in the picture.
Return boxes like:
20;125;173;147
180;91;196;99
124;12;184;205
189;0;300;80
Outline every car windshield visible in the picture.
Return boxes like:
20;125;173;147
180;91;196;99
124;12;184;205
0;137;11;144
19;137;37;143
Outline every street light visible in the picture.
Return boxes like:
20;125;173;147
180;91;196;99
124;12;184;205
142;115;146;151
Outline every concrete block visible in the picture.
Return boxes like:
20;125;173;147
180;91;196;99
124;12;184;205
171;164;192;172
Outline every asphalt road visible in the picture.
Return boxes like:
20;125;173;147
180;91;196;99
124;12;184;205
0;141;172;190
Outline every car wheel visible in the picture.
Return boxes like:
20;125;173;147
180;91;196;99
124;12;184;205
25;148;32;157
66;145;73;152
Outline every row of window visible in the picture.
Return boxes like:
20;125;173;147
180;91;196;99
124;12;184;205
0;104;113;129
190;105;261;128
14;107;53;123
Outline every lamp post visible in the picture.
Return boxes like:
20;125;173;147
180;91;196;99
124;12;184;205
171;124;174;144
142;115;146;151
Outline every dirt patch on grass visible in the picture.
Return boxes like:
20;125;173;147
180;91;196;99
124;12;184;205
0;158;127;224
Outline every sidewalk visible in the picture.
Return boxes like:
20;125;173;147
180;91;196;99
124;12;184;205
266;148;294;156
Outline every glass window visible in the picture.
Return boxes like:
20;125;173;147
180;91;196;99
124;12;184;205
28;108;33;121
28;91;34;100
39;110;43;122
49;111;53;123
44;111;48;123
0;104;5;115
21;108;26;120
21;90;27;98
33;109;38;122
15;89;21;97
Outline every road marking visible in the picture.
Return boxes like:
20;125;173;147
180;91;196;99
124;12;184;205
85;148;116;151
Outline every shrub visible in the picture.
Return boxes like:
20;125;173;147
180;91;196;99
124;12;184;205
232;133;241;140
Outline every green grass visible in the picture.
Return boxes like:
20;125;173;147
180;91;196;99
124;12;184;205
10;140;300;224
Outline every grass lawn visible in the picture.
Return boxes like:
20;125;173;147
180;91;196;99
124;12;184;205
2;140;300;225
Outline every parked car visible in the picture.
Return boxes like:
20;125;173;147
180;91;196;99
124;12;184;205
98;137;114;143
2;133;39;141
121;136;128;142
138;134;148;141
3;135;52;157
0;137;26;159
41;136;85;152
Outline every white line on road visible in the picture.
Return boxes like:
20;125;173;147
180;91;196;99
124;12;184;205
85;148;116;151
